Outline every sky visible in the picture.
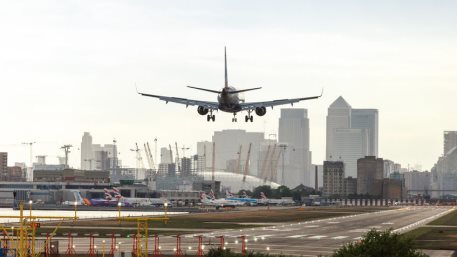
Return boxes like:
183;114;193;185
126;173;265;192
0;1;456;170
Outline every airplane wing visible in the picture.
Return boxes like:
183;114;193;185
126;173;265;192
240;94;322;111
138;92;219;110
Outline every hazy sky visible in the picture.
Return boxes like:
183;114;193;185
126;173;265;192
1;1;456;170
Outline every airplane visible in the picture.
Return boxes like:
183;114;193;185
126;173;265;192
83;188;128;207
258;192;295;205
225;190;258;206
112;187;167;207
199;192;243;209
137;47;322;122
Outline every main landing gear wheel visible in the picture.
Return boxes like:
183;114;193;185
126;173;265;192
207;114;215;122
245;115;253;122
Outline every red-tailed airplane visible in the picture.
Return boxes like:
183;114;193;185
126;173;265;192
138;47;322;122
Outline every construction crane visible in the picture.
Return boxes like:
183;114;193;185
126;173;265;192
130;143;145;179
175;142;181;173
242;143;252;183
235;145;242;174
168;144;173;164
181;145;190;158
60;144;73;168
146;142;156;173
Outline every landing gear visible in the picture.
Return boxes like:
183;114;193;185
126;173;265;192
232;113;238;122
207;111;215;122
245;111;254;122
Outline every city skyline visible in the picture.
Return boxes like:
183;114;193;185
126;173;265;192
1;1;457;170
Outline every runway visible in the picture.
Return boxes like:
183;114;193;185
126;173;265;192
51;206;453;256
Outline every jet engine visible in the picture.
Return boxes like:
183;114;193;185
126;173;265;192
197;106;209;115
255;106;267;116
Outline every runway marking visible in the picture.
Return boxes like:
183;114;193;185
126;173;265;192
287;235;308;238
331;236;348;240
304;225;320;228
382;222;394;225
328;221;340;224
308;235;327;239
353;237;362;240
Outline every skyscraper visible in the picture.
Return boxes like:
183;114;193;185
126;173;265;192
212;129;264;176
444;131;457;155
352;109;378;156
326;97;351;160
278;108;312;188
80;132;93;170
326;97;377;177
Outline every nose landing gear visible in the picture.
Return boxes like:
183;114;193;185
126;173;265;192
232;113;238;122
207;110;215;122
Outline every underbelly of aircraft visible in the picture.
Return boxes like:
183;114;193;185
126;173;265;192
219;104;242;113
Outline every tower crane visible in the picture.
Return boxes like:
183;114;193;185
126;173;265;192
146;142;156;173
60;144;73;168
175;142;181;173
130;143;145;179
181;145;190;158
143;143;153;170
242;143;252;183
235;145;242;174
22;142;36;181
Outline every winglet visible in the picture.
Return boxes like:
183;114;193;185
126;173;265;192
135;82;139;94
320;88;324;97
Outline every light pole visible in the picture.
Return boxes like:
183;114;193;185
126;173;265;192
164;202;168;223
73;201;78;221
117;202;122;223
28;200;32;221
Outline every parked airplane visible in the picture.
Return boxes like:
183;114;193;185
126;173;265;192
112;187;166;207
138;47;322;122
258;192;295;205
82;189;125;207
199;192;243;209
225;190;258;206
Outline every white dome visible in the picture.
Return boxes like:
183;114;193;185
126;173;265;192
201;171;280;192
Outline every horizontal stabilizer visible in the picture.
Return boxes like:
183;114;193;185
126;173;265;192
187;86;221;94
228;87;262;94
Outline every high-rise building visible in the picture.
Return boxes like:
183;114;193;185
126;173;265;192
333;128;368;177
0;152;7;180
160;147;173;164
196;141;213;173
444;131;457;155
278;108;312;188
326;97;351;160
212;130;264;176
351;109;378;156
357;156;384;195
80;132;93;170
403;170;431;196
326;97;377;178
323;161;345;197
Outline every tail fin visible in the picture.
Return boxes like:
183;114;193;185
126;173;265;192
112;187;122;199
224;46;228;88
104;188;113;200
260;192;268;199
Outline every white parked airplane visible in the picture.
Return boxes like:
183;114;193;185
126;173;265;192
138;47;322;122
199;192;243;209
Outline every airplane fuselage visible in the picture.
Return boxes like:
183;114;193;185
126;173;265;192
217;86;242;113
